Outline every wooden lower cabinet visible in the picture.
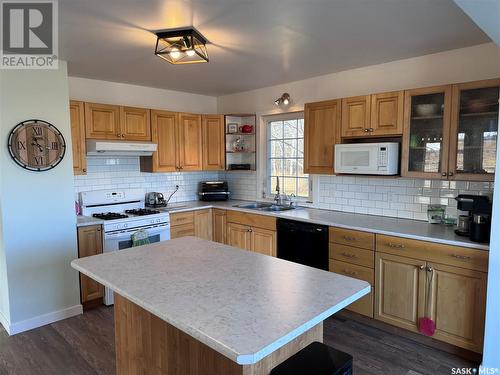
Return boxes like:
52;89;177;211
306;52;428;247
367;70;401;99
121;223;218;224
374;252;426;333
212;209;227;244
227;222;252;251
194;209;212;241
331;259;374;317
428;262;487;352
170;210;212;240
77;225;104;304
227;220;276;256
252;227;276;257
374;250;487;352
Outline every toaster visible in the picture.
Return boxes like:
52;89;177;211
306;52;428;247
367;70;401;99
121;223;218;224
198;181;230;201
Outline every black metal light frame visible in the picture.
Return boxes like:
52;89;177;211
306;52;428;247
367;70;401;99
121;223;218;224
154;28;209;65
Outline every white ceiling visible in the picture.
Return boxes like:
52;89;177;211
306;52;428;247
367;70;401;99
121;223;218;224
60;0;490;96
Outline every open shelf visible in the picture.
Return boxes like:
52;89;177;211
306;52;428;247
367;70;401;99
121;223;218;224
411;115;443;120
225;114;257;171
460;111;498;118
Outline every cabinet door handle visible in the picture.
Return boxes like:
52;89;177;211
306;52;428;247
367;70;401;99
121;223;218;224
368;128;374;132
342;269;358;277
386;243;405;249
441;172;447;177
419;265;425;270
426;266;433;272
343;235;356;241
363;128;369;132
82;168;86;173
341;252;357;259
448;171;454;176
451;254;471;260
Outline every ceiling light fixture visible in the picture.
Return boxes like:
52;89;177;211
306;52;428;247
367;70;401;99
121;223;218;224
155;27;209;65
274;93;291;106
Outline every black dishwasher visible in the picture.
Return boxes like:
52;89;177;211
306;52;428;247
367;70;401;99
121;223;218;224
277;218;329;270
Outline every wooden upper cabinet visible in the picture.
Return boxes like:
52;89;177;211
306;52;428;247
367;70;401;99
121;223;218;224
84;102;121;139
401;85;452;180
141;110;178;172
77;225;104;303
178;113;203;171
70;100;87;175
85;102;151;141
448;78;500;182
304;99;341;174
341;95;371;137
428;262;487;353
370;91;404;136
202;115;225;170
120;106;151;141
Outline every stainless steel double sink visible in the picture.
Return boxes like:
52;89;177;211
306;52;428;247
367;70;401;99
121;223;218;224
233;202;296;212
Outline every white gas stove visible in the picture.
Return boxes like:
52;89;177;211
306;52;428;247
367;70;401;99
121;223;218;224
79;189;170;305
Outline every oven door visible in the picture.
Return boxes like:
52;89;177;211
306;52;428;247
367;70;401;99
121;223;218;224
335;144;380;174
103;223;170;253
102;223;170;305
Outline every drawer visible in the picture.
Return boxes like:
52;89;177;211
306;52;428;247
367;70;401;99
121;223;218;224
170;211;194;226
170;223;195;239
376;234;488;272
330;260;374;317
330;260;374;284
330;243;374;268
227;210;276;231
329;227;374;250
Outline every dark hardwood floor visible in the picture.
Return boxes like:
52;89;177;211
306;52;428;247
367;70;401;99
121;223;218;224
0;307;477;375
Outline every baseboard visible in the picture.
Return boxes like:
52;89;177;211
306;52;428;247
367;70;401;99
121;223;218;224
0;309;11;335
8;304;83;336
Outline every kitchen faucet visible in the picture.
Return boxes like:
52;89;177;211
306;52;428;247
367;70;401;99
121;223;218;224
274;177;287;206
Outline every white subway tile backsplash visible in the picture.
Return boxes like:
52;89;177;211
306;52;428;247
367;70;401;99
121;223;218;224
75;159;494;223
313;176;493;221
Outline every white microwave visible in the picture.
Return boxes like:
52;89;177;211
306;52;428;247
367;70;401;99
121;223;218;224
334;142;399;175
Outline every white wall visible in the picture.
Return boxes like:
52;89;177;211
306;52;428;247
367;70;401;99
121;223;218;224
68;77;217;114
217;43;500;115
481;111;500;369
0;62;81;334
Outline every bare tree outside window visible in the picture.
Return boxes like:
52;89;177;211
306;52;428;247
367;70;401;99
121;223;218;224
267;117;309;198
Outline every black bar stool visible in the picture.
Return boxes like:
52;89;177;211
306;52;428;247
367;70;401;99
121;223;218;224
270;341;353;375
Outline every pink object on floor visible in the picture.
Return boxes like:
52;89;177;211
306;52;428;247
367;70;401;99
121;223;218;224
418;317;436;336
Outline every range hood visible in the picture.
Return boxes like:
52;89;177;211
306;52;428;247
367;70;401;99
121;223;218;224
86;140;157;156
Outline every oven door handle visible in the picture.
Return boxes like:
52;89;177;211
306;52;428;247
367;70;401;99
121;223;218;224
104;223;170;240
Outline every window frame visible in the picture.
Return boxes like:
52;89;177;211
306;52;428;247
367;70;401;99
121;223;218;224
264;112;311;200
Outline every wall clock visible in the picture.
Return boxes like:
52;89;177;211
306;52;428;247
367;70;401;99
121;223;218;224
8;120;66;172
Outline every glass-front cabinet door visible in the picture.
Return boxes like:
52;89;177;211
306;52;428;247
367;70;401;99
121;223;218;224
449;79;500;181
402;85;452;179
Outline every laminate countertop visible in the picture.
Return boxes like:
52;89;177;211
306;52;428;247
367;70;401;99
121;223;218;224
76;199;489;251
71;237;370;365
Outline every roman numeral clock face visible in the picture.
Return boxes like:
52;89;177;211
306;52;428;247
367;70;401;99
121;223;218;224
8;120;66;172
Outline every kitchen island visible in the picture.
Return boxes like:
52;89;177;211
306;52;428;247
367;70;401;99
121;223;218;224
71;236;370;374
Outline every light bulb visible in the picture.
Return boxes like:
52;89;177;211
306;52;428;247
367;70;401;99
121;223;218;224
186;49;196;57
170;48;181;59
283;98;289;105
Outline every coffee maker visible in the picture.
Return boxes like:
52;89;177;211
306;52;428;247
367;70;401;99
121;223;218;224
455;194;492;243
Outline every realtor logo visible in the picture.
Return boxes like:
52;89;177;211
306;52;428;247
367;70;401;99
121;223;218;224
1;0;58;69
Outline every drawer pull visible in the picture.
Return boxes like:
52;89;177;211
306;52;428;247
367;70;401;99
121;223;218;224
451;254;471;260
340;252;357;259
342;269;358;277
343;236;356;241
386;243;405;249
